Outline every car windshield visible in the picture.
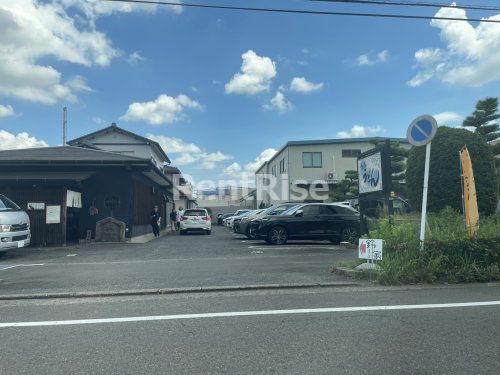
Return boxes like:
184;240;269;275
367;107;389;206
0;194;21;212
276;204;301;216
184;209;206;216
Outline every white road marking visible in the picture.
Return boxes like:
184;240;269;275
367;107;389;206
1;301;498;328
0;263;45;271
66;254;77;257
248;245;340;250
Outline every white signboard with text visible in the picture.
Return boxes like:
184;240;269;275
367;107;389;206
358;152;383;194
27;202;45;210
359;239;383;260
46;205;61;224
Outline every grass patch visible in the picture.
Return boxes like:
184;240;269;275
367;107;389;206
366;208;500;284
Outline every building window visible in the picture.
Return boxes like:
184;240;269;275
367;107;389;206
303;152;322;168
271;165;277;177
279;158;286;174
342;149;361;158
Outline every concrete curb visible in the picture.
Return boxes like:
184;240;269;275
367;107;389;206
0;282;360;301
331;266;378;281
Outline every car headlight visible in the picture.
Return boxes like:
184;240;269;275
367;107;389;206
0;224;12;232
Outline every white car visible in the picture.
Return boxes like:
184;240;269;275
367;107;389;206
0;194;31;252
179;208;212;235
225;210;251;228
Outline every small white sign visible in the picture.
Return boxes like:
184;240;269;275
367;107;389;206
46;205;61;224
359;239;383;260
27;202;45;210
17;240;25;248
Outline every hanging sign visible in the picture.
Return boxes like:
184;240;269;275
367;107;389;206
358;152;383;194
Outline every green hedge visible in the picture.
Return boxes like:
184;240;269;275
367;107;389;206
406;127;497;215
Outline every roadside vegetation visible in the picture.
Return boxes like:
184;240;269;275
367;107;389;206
366;208;499;284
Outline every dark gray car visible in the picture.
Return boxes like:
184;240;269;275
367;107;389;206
238;203;299;239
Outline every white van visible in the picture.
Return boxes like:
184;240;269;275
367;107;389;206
0;194;31;252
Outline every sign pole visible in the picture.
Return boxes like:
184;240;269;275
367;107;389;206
419;142;431;249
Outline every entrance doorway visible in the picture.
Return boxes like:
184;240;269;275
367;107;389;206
66;207;80;243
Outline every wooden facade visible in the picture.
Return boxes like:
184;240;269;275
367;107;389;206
0;147;172;245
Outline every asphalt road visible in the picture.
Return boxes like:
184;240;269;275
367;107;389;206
0;226;356;296
0;283;499;374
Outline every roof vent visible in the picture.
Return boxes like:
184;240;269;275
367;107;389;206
111;122;117;127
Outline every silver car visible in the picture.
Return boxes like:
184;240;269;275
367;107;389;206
0;194;31;252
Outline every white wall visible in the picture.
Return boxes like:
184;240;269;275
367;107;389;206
88;131;165;167
256;140;411;205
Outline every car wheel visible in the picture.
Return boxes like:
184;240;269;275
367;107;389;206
341;227;359;244
267;226;288;245
247;227;257;240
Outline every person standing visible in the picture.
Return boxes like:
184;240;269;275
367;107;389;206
150;206;161;237
176;206;184;231
169;209;178;231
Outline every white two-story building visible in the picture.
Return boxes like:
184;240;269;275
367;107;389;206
255;137;409;206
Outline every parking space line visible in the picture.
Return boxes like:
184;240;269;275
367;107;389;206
1;301;498;328
0;263;45;271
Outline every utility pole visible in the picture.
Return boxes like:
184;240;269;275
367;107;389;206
63;106;67;146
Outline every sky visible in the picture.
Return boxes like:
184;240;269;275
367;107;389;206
0;0;499;186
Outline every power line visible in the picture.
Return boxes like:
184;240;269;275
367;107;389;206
310;0;500;12
102;0;500;23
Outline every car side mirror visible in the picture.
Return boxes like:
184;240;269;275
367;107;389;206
294;210;304;217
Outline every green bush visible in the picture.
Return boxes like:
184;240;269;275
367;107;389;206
406;127;497;215
367;210;500;284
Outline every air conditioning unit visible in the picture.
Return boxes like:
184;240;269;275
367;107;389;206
326;172;335;181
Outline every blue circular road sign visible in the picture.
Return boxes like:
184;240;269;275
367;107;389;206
407;115;438;146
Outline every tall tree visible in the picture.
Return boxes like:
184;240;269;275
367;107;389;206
462;97;499;167
370;139;409;197
330;170;358;201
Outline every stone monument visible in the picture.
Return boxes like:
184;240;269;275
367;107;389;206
95;217;126;242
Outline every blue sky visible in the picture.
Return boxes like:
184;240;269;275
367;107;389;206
0;0;499;184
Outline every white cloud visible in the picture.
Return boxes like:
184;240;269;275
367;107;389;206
92;116;105;125
122;93;202;125
409;5;500;87
223;162;242;175
263;91;294;114
356;50;389;66
337;125;383;138
245;148;278;172
0;104;15;118
225;50;277;95
60;0;181;21
146;134;202;154
0;129;48;150
433;111;463;126
289;77;324;93
66;75;93;92
0;0;119;104
126;51;145;65
302;48;310;55
202;151;233;170
172;153;200;165
297;60;308;66
146;133;233;170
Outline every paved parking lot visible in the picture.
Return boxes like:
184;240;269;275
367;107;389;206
0;226;357;297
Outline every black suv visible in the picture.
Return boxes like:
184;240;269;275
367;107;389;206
250;203;360;245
